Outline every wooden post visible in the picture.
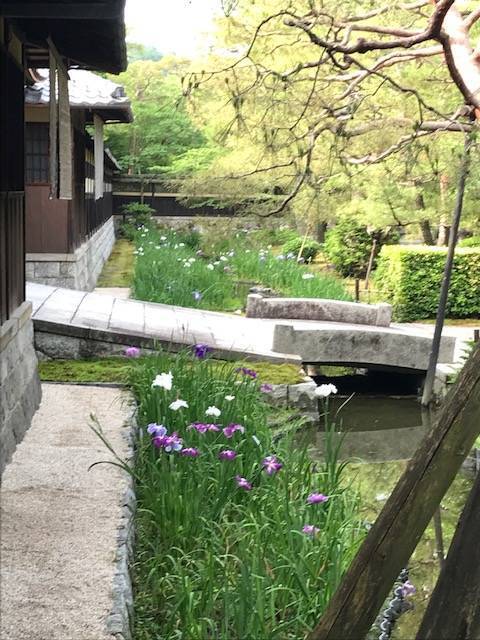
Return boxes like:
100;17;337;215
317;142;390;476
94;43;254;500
364;238;377;291
432;509;445;570
416;470;480;639
422;132;473;406
354;278;360;303
94;114;104;201
308;344;480;640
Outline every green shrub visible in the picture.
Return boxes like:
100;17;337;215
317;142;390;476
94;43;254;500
375;245;480;321
459;235;480;247
281;236;322;262
324;220;373;277
119;202;155;239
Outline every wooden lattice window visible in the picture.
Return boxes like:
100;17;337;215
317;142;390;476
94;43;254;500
25;123;49;184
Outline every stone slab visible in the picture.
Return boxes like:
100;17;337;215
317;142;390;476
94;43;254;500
34;288;87;324
246;294;392;327
95;287;131;299
109;298;145;335
272;324;457;371
73;292;115;329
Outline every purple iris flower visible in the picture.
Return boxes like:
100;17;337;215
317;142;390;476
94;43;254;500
192;290;202;302
181;447;200;457
401;581;416;597
260;383;273;393
307;493;329;505
235;475;252;491
188;422;220;434
302;524;320;537
262;455;283;475
223;423;245;438
235;367;257;379
218;449;237;461
152;435;168;448
154;432;183;453
124;346;140;358
147;423;167;437
193;343;212;359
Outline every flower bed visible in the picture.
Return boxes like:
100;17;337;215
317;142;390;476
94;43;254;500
128;348;362;639
132;226;350;311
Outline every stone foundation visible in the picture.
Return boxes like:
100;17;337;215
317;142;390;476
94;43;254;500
26;217;115;291
0;302;42;474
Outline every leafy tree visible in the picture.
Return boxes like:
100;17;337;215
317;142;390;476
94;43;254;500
179;1;480;241
104;57;210;174
127;42;163;62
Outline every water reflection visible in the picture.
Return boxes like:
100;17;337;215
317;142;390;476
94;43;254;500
306;396;428;462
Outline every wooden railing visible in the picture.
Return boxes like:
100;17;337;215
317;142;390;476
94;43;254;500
0;191;24;324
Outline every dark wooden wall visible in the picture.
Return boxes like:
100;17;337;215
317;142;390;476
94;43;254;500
0;41;25;324
112;177;238;218
113;192;237;217
25;116;114;254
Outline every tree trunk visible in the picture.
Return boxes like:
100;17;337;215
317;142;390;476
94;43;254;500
415;190;435;245
315;221;327;243
437;222;450;246
437;173;450;246
420;220;435;245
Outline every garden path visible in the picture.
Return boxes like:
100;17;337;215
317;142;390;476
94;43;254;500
26;282;471;371
0;384;133;640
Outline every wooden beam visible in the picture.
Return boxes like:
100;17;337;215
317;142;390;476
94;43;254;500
309;343;480;640
416;470;480;639
0;3;122;19
46;37;69;80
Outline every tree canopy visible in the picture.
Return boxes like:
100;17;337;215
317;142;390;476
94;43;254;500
174;1;480;238
104;55;211;175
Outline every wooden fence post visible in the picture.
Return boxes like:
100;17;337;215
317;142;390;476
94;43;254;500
415;468;480;639
309;344;480;640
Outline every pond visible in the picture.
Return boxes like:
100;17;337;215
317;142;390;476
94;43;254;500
304;389;472;639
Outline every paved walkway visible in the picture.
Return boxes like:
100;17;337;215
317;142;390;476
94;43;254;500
0;384;132;640
94;286;131;299
26;282;475;367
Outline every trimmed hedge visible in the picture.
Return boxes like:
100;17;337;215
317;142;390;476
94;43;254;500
459;235;480;247
375;245;480;321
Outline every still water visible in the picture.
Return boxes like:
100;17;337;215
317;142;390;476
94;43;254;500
305;393;471;639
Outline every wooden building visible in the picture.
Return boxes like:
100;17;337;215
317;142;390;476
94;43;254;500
0;1;127;474
25;69;132;289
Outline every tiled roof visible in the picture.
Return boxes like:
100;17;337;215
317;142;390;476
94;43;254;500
25;69;132;123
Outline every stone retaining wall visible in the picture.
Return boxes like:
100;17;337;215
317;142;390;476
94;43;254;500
26;217;115;291
246;294;392;327
0;302;41;474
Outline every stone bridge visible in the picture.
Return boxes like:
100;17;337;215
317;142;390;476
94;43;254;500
27;283;458;374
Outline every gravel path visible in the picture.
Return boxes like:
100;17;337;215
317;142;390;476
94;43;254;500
0;384;133;640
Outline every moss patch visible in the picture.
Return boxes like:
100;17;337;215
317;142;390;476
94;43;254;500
97;239;134;287
39;357;131;383
39;356;305;385
231;361;305;384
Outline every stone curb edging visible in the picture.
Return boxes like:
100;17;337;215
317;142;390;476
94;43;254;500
105;399;138;640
